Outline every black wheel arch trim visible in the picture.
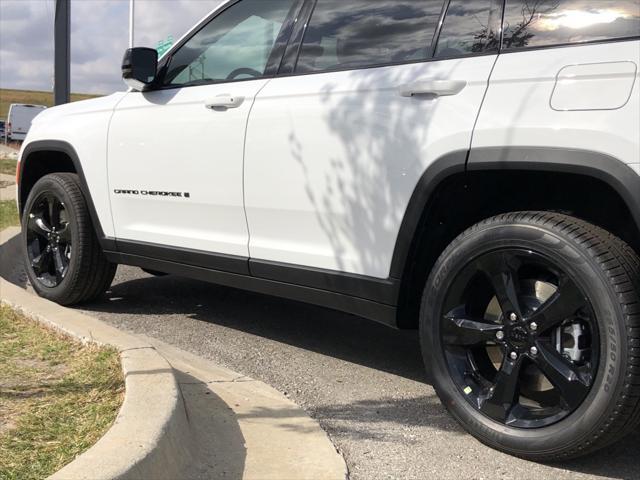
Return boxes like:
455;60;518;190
389;150;468;279
18;140;117;251
467;146;640;238
389;147;640;281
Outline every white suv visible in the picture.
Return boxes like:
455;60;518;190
16;0;640;461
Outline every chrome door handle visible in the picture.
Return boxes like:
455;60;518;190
399;80;467;98
204;95;245;110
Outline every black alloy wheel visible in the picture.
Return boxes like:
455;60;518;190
422;212;640;461
441;249;598;429
25;193;72;287
22;173;117;305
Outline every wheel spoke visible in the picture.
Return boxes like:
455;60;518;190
528;275;587;332
479;356;523;423
31;251;51;276
443;311;503;346
27;213;51;238
52;248;67;282
533;340;590;410
476;253;523;319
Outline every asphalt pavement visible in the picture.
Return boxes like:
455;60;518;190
4;253;640;479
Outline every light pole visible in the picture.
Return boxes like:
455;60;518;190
54;0;70;105
129;0;135;48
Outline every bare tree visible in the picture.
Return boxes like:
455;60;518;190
502;0;561;49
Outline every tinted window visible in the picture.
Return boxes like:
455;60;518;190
435;0;503;58
164;0;295;86
296;0;445;73
503;0;640;50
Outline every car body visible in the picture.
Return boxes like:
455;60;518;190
7;103;47;142
15;0;640;462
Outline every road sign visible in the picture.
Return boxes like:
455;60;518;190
157;36;174;56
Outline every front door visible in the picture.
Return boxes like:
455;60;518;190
108;0;297;258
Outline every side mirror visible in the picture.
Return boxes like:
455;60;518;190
122;47;158;91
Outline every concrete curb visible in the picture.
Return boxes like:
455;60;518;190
1;279;195;480
1;227;348;480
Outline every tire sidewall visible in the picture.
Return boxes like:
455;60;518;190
22;175;84;302
421;221;626;456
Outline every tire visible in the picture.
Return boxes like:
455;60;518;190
22;173;116;305
421;211;640;461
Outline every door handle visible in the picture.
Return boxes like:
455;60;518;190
399;80;467;98
204;95;245;110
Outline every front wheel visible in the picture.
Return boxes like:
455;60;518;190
421;212;640;461
22;173;116;305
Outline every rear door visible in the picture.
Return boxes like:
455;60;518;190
245;0;503;279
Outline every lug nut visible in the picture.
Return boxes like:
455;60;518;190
496;331;505;341
509;313;518;322
530;322;538;332
530;346;538;355
509;352;518;361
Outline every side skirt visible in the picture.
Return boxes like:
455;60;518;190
104;251;398;328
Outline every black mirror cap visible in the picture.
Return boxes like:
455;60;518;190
122;47;158;91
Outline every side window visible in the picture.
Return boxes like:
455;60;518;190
434;0;503;58
503;0;640;50
163;0;295;86
295;0;446;73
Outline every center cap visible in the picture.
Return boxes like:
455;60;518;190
509;326;529;347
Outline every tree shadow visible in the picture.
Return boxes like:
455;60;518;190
312;394;464;443
83;268;427;385
277;61;459;277
174;370;247;479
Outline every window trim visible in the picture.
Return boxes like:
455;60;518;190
499;35;640;55
149;0;302;91
146;0;640;90
430;0;452;58
431;0;504;60
278;0;317;74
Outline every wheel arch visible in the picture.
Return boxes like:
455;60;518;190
392;147;640;329
18;140;115;250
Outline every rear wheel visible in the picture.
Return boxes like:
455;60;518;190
421;212;640;460
22;173;116;305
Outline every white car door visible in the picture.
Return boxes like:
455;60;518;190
108;0;297;261
245;0;503;279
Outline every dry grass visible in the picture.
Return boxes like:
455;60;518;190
0;159;17;177
0;306;124;480
0;89;100;122
0;201;19;230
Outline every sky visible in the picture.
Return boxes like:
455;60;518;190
0;0;223;95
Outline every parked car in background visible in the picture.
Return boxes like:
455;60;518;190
0;120;5;140
15;0;640;463
7;104;46;141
